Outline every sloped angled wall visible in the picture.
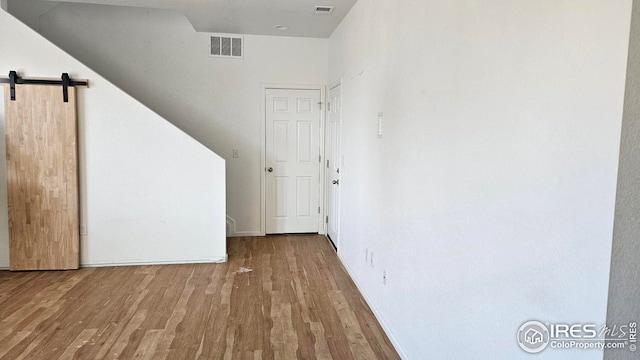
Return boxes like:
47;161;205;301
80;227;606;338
0;8;226;267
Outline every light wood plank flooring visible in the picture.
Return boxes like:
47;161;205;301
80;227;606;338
0;235;400;359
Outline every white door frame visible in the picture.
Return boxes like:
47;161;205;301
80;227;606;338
260;84;326;235
324;79;342;245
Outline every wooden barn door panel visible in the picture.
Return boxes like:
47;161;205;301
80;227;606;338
4;84;79;270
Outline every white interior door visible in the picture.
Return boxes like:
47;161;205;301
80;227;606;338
266;89;321;234
326;85;341;246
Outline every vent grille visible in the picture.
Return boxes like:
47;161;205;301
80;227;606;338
314;6;334;15
210;34;243;59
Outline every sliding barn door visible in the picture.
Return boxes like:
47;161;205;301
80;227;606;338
4;84;79;270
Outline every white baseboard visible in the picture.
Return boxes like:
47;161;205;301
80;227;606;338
228;231;263;237
81;256;227;268
337;252;409;360
2;257;228;270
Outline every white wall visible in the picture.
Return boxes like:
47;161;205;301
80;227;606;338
9;1;329;236
0;8;226;267
329;0;631;359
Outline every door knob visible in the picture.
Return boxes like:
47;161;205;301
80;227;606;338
332;180;339;185
267;167;273;172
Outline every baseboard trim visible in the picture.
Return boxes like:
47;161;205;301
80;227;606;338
227;231;263;237
337;252;409;360
81;256;227;268
2;257;228;270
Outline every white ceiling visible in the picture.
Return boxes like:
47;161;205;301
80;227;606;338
35;0;358;38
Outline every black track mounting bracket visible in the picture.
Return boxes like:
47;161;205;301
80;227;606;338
9;70;16;101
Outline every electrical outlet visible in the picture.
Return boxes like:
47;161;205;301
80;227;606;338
80;224;87;235
383;270;387;285
370;252;374;268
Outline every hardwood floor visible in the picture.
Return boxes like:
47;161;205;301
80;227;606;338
0;235;400;359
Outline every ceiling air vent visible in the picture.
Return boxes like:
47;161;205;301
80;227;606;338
314;6;335;15
210;34;243;59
